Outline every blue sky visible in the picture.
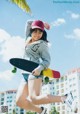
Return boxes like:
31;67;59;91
0;0;80;91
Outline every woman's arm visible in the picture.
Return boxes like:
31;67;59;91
39;42;51;69
32;42;51;76
36;42;51;71
25;20;33;39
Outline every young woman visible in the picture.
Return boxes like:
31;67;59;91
16;20;77;114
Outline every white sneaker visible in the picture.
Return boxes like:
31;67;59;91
65;92;78;113
38;107;47;114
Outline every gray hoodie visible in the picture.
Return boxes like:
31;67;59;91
24;20;51;72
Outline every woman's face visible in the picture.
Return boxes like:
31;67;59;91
31;29;43;41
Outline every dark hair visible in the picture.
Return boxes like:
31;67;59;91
29;28;48;42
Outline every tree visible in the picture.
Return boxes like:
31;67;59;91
8;0;31;13
13;109;16;114
26;111;36;114
43;76;49;84
50;107;60;114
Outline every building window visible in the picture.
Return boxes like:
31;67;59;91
69;79;72;81
57;106;60;111
62;105;65;110
1;98;4;101
74;90;76;92
10;96;12;98
56;85;59;89
1;93;4;97
74;96;77;98
61;89;64;93
1;102;4;105
53;87;54;89
61;77;64;82
56;79;59;82
56;90;59;95
62;111;65;114
9;104;12;107
73;77;75;80
20;109;24;111
61;83;64;88
65;76;67;80
53;92;54;94
70;85;72;87
9;109;12;111
57;103;60;105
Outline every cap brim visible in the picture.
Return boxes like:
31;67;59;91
32;26;44;31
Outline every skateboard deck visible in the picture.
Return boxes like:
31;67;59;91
9;58;60;78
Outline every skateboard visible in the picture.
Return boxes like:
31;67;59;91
9;58;60;78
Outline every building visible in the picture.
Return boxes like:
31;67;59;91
0;90;26;114
41;68;80;114
0;68;80;114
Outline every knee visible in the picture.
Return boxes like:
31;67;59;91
16;96;29;108
16;95;21;106
29;96;38;105
16;97;21;107
16;96;22;107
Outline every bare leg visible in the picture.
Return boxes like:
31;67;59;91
28;78;66;105
29;94;66;105
16;78;66;113
16;79;43;113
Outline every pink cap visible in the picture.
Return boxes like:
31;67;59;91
31;20;44;31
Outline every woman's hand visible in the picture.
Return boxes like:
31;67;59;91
32;68;41;76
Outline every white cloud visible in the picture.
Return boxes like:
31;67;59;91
0;29;25;62
51;18;66;27
0;29;10;43
67;11;80;19
74;28;80;38
71;13;80;19
65;28;80;40
0;70;14;81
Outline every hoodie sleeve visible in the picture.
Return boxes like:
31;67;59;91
36;41;51;72
25;20;33;39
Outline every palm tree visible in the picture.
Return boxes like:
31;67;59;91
8;0;31;13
